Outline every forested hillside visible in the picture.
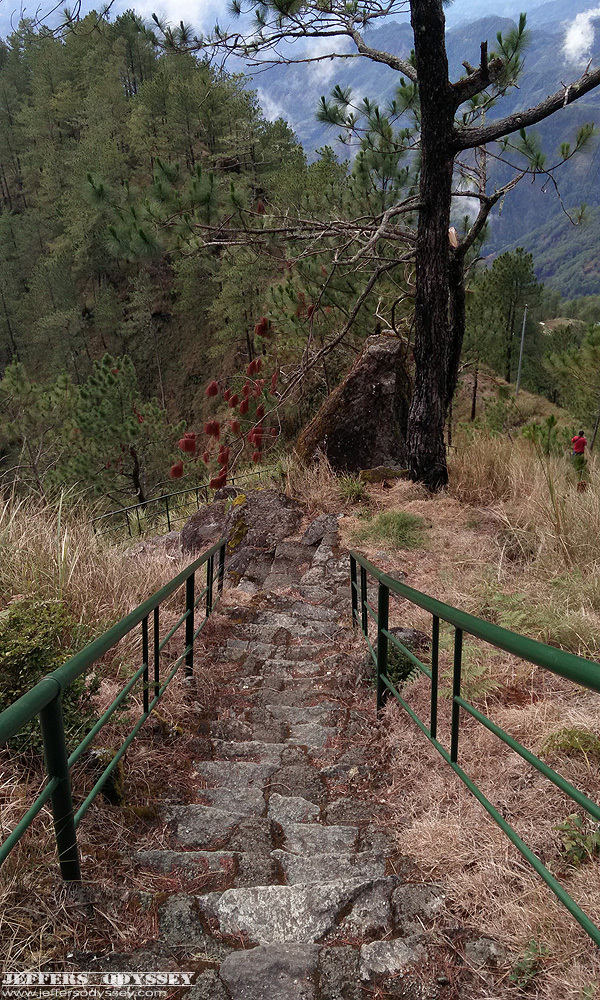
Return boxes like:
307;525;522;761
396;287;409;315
0;12;304;400
0;12;402;502
2;7;600;506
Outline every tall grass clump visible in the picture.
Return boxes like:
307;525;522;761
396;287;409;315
0;495;190;627
352;509;426;550
450;433;600;571
280;453;342;513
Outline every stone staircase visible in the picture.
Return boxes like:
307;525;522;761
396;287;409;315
120;511;452;999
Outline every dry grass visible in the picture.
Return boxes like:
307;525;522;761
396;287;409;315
279;452;342;514
0;495;192;624
376;687;600;999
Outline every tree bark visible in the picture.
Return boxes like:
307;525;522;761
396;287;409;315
406;0;455;490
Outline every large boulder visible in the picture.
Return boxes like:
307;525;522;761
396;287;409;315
296;335;410;472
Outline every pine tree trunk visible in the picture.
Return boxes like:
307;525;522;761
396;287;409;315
406;0;455;490
470;364;478;421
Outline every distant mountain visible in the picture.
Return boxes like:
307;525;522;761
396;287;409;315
246;4;600;295
502;207;600;299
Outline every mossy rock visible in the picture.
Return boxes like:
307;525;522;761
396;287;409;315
359;467;408;484
227;516;249;554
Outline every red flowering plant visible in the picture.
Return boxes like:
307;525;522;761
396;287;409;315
196;350;282;491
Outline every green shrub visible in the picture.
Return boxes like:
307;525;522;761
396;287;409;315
554;813;600;867
508;939;549;988
351;510;426;550
0;599;96;754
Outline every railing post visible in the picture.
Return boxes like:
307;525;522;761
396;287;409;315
142;615;149;714
430;615;439;739
217;543;225;597
206;556;214;616
125;510;132;537
376;583;389;715
350;555;358;628
153;607;160;699
360;565;368;636
136;507;142;536
185;573;195;677
450;627;463;763
39;695;81;881
165;495;171;532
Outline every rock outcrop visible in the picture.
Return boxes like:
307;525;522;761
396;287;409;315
296;335;411;472
181;490;304;580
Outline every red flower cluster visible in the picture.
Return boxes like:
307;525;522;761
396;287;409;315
177;431;196;453
206;380;219;397
170;460;184;479
254;316;269;338
204;420;220;439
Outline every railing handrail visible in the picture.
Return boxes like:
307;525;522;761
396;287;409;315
350;549;600;693
0;537;227;880
0;538;224;745
350;548;600;949
91;467;278;526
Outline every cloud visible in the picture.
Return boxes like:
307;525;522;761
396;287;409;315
256;87;288;122
302;34;352;86
563;7;600;67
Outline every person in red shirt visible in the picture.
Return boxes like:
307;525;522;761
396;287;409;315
572;431;587;456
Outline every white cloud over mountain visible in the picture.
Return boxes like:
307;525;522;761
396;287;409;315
563;7;600;67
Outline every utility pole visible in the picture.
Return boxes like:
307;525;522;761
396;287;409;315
515;303;528;397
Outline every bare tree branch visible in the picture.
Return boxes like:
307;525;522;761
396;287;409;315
454;67;600;150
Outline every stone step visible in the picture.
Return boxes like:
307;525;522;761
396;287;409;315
265;701;342;724
190;875;406;945
133;849;280;888
287;722;337;748
195;760;276;790
190;938;429;1000
168;804;253;848
271;849;387;885
212;739;286;764
279;820;358;855
267;793;320;825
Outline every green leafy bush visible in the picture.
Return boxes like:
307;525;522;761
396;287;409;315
351;510;426;550
0;599;96;754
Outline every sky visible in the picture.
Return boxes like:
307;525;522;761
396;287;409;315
0;0;536;42
0;0;598;73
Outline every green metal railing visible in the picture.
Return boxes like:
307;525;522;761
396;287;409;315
92;467;277;538
350;549;600;948
0;538;226;881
